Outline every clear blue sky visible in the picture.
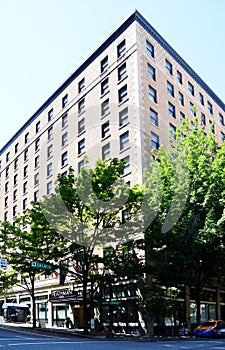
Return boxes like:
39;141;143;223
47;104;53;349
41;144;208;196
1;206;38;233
0;0;225;148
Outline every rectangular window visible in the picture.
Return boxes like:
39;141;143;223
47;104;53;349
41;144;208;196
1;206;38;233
167;81;174;97
178;92;184;106
101;99;109;117
13;205;17;217
34;173;39;186
5;182;9;193
78;98;85;114
190;102;196;116
148;85;157;103
199;92;204;105
36;121;41;133
48;108;54;121
14;158;18;170
24;165;28;177
61;151;68;166
4;212;8;221
117;39;126;58
34;190;39;202
78;160;84;173
119;107;128;127
221;132;225;141
170;123;176;139
120;131;129;151
219;113;224;126
209;120;215;133
150;108;158;126
101;78;109;95
62;114;68;128
47;163;53;177
15;143;19;154
188;82;195;96
78;78;85;93
13;189;18;201
48;127;53;140
147;63;156;81
102;121;110;139
168;102;176;118
47;181;53;195
208;101;213;114
24;149;28;161
6;152;10;162
118;85;128;103
146;40;154;57
25;132;29;144
177;70;182;84
102;143;110;160
5;197;8;207
78;139;85;155
201;113;206;126
34;155;40;168
35;138;40;151
78;118;85;134
23;181;28;194
101;56;108;73
62;94;68;108
166;59;173;75
23;198;28;211
62;132;68;147
5;167;9;178
118;63;127;81
47;144;53;158
14;174;18;186
151;132;159;150
122;155;130;175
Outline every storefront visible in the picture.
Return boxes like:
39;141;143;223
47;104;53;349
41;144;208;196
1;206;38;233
2;302;29;322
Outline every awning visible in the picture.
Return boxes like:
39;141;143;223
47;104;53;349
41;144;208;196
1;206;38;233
2;303;29;310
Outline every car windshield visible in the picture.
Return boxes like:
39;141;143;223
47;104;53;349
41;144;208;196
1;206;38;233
201;322;216;327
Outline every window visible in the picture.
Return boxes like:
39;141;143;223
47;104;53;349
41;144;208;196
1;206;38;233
24;149;29;161
47;181;53;195
170;123;176;139
150;108;158;126
62;132;68;147
34;155;40;168
190;102;196;117
47;144;53;158
201;113;206;126
13;205;17;217
102;143;110;160
24;165;28;177
23;198;28;211
36;121;41;133
48;108;54;121
25;132;29;144
221;132;225;141
147;63;156;81
35;138;40;151
177;70;182;84
101;56;108;73
6;152;10;162
199;93;204;105
166;59;173;75
209;120;215;133
120;131;129;151
188;82;195;96
117;39;126;58
78;139;85;155
118;85;128;103
148;85;157;103
48;126;53;140
47;163;53;177
78;98;85;114
118;63;127;81
34;173;39;186
122;156;130;175
62;94;68;108
208;101;213;114
13;189;18;201
4;211;8;221
219;113;224;126
78;78;85;93
101;99;109;117
168;102;176;118
78;160;84;173
78;118;85;134
102;121;110;139
119;107;128;127
15;143;19;154
167;81;174;97
14;174;18;186
34;190;39;202
101;78;109;95
5;167;9;178
5;197;8;207
151;132;159;149
178;92;184;106
61;151;68;166
14;158;18;170
180;112;185;123
5;182;9;193
62;114;68;128
146;40;154;57
23;181;28;194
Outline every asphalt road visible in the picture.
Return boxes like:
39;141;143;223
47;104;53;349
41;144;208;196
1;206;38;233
1;327;225;349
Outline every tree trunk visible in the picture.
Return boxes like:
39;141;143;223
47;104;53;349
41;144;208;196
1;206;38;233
31;276;36;328
82;272;89;334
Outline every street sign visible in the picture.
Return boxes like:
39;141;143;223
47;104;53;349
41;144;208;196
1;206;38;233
0;258;7;270
31;261;52;270
102;301;120;305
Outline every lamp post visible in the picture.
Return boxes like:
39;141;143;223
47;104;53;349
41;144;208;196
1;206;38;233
106;273;114;338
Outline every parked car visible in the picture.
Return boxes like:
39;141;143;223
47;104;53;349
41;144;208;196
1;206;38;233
193;320;224;337
213;321;225;337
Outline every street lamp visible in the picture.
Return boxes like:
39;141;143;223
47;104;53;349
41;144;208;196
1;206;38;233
105;273;114;338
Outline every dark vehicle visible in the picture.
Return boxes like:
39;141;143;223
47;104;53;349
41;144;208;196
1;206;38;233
213;321;225;337
193;320;224;337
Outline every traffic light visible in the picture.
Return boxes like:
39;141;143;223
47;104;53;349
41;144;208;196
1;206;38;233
24;262;31;270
